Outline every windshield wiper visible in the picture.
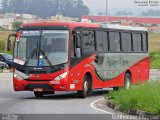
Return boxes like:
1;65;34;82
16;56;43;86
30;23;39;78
39;49;54;69
24;47;38;66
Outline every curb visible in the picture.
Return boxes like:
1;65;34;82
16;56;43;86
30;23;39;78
106;99;120;111
150;69;160;72
92;98;123;114
127;109;153;116
106;99;157;119
0;69;13;73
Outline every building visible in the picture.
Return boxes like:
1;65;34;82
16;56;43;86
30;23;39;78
81;15;160;32
82;16;160;25
0;18;13;30
48;15;79;22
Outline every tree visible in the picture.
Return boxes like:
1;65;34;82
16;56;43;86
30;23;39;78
12;21;22;30
1;0;90;18
142;10;160;16
116;11;133;16
1;0;9;12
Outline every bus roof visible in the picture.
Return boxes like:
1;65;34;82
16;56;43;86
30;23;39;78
100;24;148;31
21;21;100;30
21;21;148;31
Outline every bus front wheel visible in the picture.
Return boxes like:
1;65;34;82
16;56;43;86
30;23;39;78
34;92;44;98
77;75;92;98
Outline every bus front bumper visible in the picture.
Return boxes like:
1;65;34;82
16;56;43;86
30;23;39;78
13;79;70;92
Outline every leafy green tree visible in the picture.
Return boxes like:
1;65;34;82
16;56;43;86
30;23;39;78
142;10;160;16
1;0;9;12
12;22;22;30
1;0;89;18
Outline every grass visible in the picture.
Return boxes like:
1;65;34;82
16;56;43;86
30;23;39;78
0;30;15;54
150;51;160;69
106;82;160;115
149;33;160;52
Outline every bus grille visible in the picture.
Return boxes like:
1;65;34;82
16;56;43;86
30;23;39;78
25;84;54;91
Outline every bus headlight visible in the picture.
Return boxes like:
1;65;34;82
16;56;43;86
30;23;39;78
14;73;23;81
54;72;68;81
14;70;30;81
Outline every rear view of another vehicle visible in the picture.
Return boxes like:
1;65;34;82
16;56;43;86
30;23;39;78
0;53;13;68
0;61;9;69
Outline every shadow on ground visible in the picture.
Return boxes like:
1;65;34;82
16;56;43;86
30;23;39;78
24;90;110;100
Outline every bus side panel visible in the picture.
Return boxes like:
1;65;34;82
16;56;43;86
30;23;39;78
69;54;150;91
130;57;150;85
69;55;125;91
69;55;96;91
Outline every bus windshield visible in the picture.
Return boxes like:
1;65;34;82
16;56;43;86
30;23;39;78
14;30;69;67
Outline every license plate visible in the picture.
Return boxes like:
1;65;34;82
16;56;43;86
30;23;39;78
34;88;43;92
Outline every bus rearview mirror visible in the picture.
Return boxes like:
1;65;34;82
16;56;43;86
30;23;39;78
7;40;11;51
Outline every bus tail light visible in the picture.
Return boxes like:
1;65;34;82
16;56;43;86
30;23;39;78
54;72;68;81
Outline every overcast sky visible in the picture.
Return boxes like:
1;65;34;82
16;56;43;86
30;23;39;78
0;0;160;16
83;0;160;15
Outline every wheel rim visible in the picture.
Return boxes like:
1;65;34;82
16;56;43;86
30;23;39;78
84;81;88;94
125;76;131;89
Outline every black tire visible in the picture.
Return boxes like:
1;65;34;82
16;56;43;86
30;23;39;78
113;87;119;91
34;92;44;98
43;91;55;95
124;73;131;89
78;75;92;98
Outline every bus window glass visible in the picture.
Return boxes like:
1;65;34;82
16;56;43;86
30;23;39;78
96;31;103;52
142;34;148;52
133;33;142;53
41;30;69;66
103;32;108;52
109;32;120;52
82;31;95;53
121;33;132;53
14;38;27;61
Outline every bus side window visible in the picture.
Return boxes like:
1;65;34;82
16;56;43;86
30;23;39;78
121;32;132;53
72;32;81;58
95;31;108;52
96;31;103;52
82;30;95;53
109;32;121;53
133;33;142;53
142;33;148;53
103;32;108;52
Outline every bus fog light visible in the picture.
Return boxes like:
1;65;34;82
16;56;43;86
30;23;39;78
54;72;68;81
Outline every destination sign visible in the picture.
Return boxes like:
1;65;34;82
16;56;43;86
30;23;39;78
21;30;40;36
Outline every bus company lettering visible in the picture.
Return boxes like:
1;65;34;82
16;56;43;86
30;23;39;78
106;56;129;68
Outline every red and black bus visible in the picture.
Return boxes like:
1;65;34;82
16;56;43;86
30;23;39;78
7;21;150;98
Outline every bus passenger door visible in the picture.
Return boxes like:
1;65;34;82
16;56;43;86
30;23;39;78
71;31;82;66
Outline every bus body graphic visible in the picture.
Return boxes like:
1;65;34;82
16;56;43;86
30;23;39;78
8;21;149;98
91;53;149;80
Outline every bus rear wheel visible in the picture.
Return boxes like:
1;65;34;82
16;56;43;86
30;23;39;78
34;92;44;98
124;73;131;89
77;75;92;98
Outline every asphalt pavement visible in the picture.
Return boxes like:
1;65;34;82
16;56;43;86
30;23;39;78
0;71;160;120
0;73;107;114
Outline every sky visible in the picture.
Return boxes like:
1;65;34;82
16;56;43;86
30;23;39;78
83;0;160;15
0;0;160;16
